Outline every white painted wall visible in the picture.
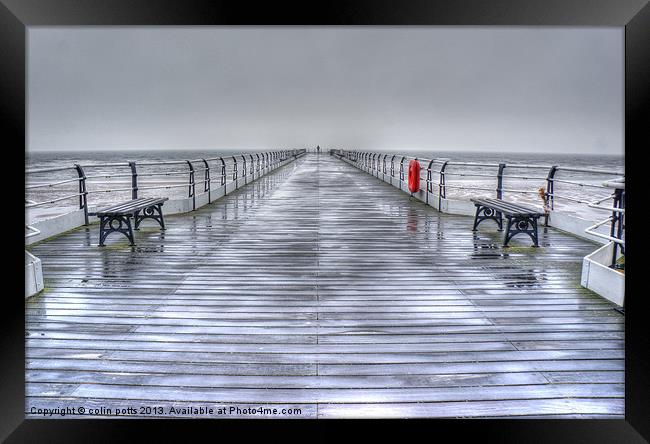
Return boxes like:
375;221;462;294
548;212;610;246
581;242;625;306
25;251;44;298
25;208;86;246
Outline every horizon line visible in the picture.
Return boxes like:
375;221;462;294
26;147;625;156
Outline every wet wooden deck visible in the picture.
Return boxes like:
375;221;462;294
25;153;624;418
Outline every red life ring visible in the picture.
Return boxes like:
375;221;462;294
408;159;421;193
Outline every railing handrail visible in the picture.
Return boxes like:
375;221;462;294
341;149;625;267
26;149;306;224
347;150;624;194
25;225;41;238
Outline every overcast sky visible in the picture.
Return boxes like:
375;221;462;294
27;27;623;154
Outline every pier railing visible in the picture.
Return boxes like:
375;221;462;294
333;149;625;267
26;149;304;226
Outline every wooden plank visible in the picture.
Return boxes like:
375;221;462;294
27;382;623;404
317;399;624;418
26;329;624;344
26;348;624;364
26;371;550;389
26;339;519;354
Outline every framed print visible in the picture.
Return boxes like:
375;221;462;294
1;0;648;441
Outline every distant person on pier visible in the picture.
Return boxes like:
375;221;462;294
316;145;321;154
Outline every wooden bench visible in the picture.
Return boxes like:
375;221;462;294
470;198;544;247
94;197;169;246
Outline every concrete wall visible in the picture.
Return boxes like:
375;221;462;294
25;208;87;246
581;242;625;306
547;212;609;246
25;251;44;298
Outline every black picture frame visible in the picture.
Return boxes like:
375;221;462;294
2;0;648;441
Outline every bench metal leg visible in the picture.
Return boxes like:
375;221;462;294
98;215;136;247
503;216;539;247
134;204;166;230
472;205;503;231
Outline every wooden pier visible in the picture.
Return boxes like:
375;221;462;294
25;153;624;418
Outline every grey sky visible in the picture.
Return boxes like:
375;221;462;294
27;27;623;154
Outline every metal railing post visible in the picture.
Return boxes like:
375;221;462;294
496;163;506;200
128;161;138;200
241;155;247;178
426;160;434;193
249;154;254;174
399;156;406;182
202;159;210;202
438;160;449;210
186;160;196;210
232;156;238;180
610;188;625;266
74;164;89;225
220;158;226;186
546;166;558;210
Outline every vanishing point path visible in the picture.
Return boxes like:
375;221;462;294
26;154;624;418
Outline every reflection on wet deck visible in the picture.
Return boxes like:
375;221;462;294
25;154;623;418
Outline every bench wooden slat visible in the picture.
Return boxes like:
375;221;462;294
96;198;161;214
96;198;168;216
472;198;539;212
101;197;163;209
471;198;542;217
95;200;145;215
473;198;539;212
